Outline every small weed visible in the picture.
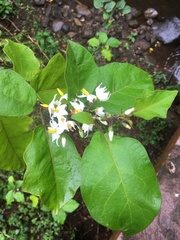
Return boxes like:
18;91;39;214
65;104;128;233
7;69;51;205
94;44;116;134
88;31;121;61
136;117;172;146
151;71;168;86
0;0;13;18
123;42;129;50
127;31;138;43
35;30;59;58
0;171;78;239
94;0;131;27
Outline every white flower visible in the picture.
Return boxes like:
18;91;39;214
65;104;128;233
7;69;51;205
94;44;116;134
70;99;85;112
108;130;114;142
95;107;105;117
67;120;77;131
57;116;69;132
48;117;69;146
78;88;96;103
124;107;135;115
48;94;68;118
48;120;61;146
95;83;110;101
82;123;93;136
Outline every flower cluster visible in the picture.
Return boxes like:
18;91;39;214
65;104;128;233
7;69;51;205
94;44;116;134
41;83;111;146
41;83;135;146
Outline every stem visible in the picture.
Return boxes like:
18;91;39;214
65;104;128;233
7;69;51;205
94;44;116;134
109;231;124;240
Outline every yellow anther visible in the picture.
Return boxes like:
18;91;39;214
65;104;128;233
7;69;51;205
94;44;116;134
57;88;64;96
51;107;59;113
82;88;89;95
48;127;57;133
40;104;49;108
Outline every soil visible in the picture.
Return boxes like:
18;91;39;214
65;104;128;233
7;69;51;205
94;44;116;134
0;0;180;239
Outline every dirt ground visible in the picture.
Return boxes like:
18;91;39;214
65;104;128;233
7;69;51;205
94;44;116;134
124;138;180;240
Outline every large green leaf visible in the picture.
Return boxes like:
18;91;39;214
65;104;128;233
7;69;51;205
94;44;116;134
3;39;40;80
65;41;98;100
133;89;178;120
22;125;81;211
31;53;66;103
81;132;161;237
0;69;37;117
93;63;154;114
0;116;33;170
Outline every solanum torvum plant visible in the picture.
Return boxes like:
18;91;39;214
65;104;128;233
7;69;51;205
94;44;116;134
0;39;178;237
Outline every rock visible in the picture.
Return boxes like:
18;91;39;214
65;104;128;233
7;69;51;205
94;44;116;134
128;19;140;28
33;0;45;6
52;20;64;32
74;18;82;26
61;23;70;33
146;18;154;26
144;8;158;19
134;39;150;51
76;4;91;16
82;24;94;38
152;17;180;44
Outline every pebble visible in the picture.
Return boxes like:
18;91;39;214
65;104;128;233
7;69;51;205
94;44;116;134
33;0;45;6
128;19;140;28
76;4;91;16
82;24;94;38
144;8;158;19
52;20;64;32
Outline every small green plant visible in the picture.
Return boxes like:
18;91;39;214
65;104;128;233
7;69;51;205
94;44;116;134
123;42;130;50
35;30;59;58
94;0;131;25
0;0;13;18
127;31;138;43
136;117;172;146
88;31;121;61
151;71;168;86
0;171;78;239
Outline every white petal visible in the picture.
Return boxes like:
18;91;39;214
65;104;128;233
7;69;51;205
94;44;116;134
124;107;135;115
108;130;114;141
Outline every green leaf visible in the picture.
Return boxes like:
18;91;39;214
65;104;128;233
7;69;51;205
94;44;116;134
81;132;161;237
0;69;37;117
8;176;14;183
134;89;178;120
22;125;81;212
93;63;154;114
71;112;94;124
52;209;67;224
3;39;40;80
106;37;121;48
5;190;14;205
98;32;108;44
93;0;103;9
0;116;33;170
30;195;39;207
122;5;132;15
62;199;79;213
31;53;66;104
105;1;116;13
65;41;98;100
116;0;126;10
88;37;100;47
14;191;25;203
101;48;113;61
